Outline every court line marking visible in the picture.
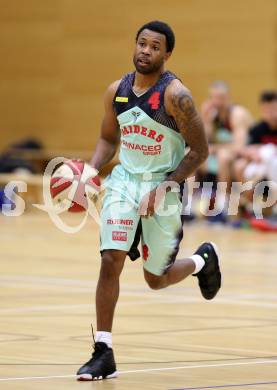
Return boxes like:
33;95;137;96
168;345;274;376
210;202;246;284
179;343;277;357
2;276;277;311
120;359;277;373
0;374;76;381
170;381;277;389
1;359;277;381
2;275;277;307
3;295;277;314
2;274;277;301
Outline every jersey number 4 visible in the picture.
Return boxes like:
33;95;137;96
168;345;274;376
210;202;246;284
148;92;161;110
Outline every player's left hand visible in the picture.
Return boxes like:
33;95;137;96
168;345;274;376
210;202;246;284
138;186;165;218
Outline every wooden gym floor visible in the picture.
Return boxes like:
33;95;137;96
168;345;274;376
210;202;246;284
0;210;277;389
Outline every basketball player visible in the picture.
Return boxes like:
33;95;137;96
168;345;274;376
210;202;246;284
77;21;221;381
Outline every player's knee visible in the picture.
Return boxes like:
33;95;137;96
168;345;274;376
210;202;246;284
100;252;124;279
144;272;164;290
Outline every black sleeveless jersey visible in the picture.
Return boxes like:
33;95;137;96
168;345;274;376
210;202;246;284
112;70;185;174
113;71;179;132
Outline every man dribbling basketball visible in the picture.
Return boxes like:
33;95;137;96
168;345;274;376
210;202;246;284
77;20;222;381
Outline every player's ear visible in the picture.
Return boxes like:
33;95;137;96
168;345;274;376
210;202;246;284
165;52;172;61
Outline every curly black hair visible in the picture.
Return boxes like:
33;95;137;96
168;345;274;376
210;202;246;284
136;20;175;53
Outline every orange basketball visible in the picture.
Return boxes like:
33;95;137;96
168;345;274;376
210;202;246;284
50;159;100;212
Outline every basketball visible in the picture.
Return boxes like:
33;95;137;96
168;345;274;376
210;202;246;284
50;159;100;212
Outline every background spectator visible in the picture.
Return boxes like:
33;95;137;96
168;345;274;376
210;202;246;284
199;81;253;221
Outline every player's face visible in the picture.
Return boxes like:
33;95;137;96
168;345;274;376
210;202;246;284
133;29;171;75
261;101;277;128
209;88;230;111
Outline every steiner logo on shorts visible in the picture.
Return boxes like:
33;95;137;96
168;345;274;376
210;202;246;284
112;231;127;241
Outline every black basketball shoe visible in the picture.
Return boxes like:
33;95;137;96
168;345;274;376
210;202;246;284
193;242;221;300
76;342;117;381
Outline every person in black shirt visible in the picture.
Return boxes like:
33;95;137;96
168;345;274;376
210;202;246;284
248;91;277;146
234;91;277;183
233;91;277;221
249;122;277;145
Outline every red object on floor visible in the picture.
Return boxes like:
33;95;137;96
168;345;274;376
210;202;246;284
250;218;277;232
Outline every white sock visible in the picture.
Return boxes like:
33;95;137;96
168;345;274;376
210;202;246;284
95;331;112;348
189;254;205;275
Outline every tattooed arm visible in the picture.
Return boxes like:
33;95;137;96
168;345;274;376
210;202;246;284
165;79;209;183
138;80;208;217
